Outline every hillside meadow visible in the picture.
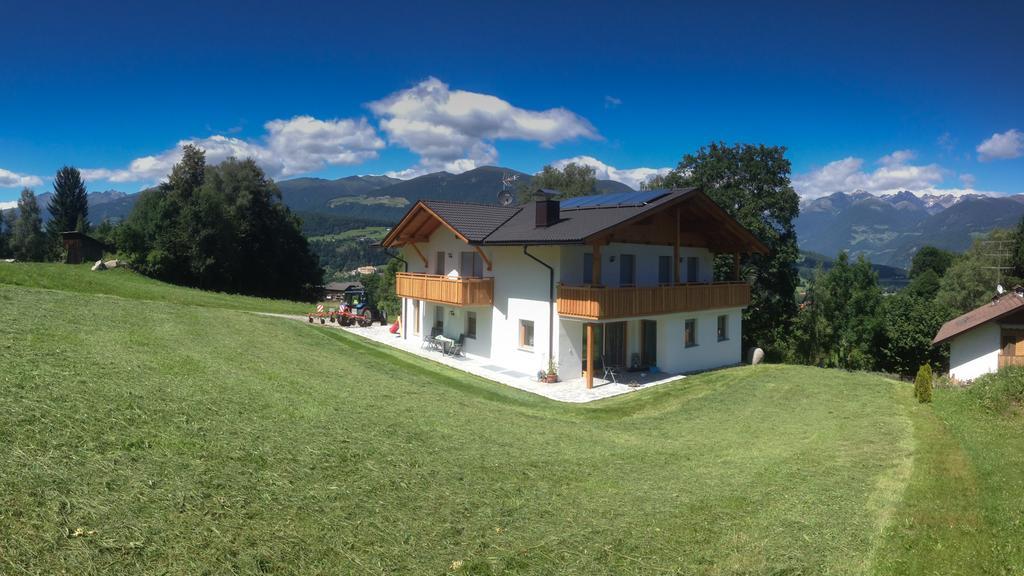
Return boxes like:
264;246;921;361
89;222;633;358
1;263;1023;574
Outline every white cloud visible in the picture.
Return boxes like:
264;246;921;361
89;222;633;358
878;149;916;167
0;168;44;188
551;155;672;190
793;151;949;198
604;95;622;108
370;77;599;177
977;129;1023;161
794;152;1011;199
0;200;17;210
81;116;384;184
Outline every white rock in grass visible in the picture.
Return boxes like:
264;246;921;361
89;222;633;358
91;260;107;271
747;347;764;365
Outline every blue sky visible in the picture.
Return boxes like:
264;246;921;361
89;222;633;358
2;0;1023;205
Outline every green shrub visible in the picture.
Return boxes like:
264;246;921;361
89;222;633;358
968;366;1024;414
914;364;932;403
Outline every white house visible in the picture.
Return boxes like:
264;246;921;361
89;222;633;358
380;188;768;388
933;289;1024;382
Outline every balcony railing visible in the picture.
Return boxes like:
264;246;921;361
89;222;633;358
396;273;494;307
999;355;1024;369
557;282;751;320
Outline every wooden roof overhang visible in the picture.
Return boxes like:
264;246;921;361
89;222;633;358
582;191;770;255
380;201;469;248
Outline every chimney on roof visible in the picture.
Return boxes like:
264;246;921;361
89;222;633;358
534;189;560;228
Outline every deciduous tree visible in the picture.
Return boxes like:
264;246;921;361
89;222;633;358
648;142;801;352
11;188;48;261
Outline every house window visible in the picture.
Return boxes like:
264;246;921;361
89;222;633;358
620;254;636;286
658;255;672;284
684;319;697;348
434;306;444;330
519;320;535;350
435;251;446;275
717;314;728;341
583;253;593;284
460;251;483;278
466;311;477;339
687;257;699;283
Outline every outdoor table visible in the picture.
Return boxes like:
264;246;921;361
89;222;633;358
435;334;454;355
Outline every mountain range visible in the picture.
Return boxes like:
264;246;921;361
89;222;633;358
9;168;1020;271
796;190;1024;269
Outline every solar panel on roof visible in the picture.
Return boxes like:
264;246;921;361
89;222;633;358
560;189;669;209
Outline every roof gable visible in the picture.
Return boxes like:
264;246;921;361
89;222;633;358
933;292;1024;344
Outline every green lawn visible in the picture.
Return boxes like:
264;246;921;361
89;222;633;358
1;264;1022;574
0;262;312;315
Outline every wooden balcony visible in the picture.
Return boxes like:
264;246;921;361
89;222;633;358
999;355;1024;369
396;273;494;307
557;282;751;320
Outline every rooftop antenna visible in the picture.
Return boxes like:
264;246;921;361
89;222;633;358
497;172;519;206
981;238;1013;293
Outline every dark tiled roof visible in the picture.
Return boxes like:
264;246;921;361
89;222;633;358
482;188;698;244
933;291;1024;344
325;281;362;292
422;200;520;242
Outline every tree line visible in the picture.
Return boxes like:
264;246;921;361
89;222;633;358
1;146;322;301
0;166;92;261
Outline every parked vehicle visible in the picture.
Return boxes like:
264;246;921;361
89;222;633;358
306;286;386;328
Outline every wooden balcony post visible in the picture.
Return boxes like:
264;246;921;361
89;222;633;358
585;323;594;389
673;207;681;285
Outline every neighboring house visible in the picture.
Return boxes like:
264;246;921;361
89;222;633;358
61;231;108;264
933;288;1024;382
323;281;363;301
380;188;767;388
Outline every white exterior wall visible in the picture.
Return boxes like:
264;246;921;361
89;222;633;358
558;307;743;378
559;244;714;286
949;322;1001;382
398;233;742;381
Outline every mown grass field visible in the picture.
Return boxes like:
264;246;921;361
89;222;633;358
2;263;1023;575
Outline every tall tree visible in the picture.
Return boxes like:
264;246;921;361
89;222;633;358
11;188;48;261
935;229;1015;316
0;210;11;257
518;162;597;202
791;252;882;369
46;166;89;238
648;142;801;352
119;145;321;300
909;246;955;279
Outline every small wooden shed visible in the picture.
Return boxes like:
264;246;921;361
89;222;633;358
61;231;108;265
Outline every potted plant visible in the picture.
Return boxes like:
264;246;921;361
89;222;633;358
544;359;559;383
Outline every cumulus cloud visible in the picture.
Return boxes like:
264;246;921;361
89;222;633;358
81;116;384;184
0;200;17;210
369;77;599;177
551;155;672;190
959;173;976;187
793;151;948;198
0;168;44;188
977;129;1023;161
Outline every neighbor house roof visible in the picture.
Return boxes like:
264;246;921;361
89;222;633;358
932;291;1024;344
324;281;362;292
380;188;769;255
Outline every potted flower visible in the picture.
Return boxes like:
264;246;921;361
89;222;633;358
544;359;559;383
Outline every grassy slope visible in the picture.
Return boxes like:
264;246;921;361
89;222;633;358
1;264;1021;574
0;263;311;315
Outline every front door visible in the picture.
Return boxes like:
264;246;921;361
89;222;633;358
641;320;657;367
